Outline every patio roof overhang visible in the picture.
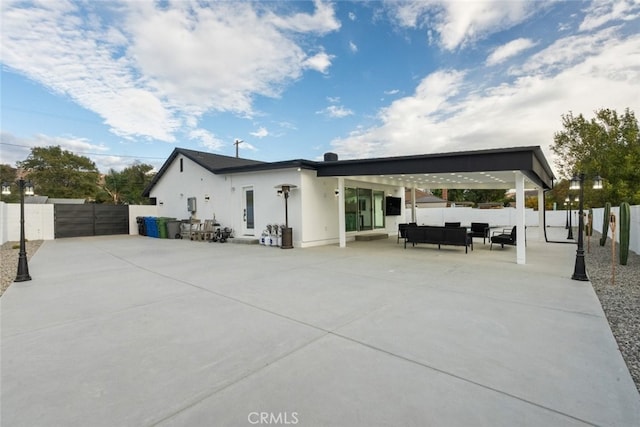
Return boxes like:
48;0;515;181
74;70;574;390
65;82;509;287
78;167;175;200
315;146;554;190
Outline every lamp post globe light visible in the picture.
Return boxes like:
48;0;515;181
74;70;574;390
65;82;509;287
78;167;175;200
570;173;603;281
2;179;34;282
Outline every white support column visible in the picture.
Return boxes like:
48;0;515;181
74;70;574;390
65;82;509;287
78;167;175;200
515;172;526;264
411;186;417;223
538;188;545;241
338;177;346;248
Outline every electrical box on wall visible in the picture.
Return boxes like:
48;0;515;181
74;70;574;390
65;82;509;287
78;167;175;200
187;197;197;213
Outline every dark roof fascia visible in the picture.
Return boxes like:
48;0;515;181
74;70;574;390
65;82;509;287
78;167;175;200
316;146;555;189
215;159;318;174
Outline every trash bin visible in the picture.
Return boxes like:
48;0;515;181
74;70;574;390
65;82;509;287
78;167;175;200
166;220;181;239
157;217;168;238
145;217;159;238
136;216;146;236
281;227;293;249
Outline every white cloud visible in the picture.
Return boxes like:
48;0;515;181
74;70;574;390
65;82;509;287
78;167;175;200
250;127;269;138
486;38;536;66
266;0;340;34
330;32;640;164
386;1;542;50
579;0;640;31
303;51;334;73
1;1;340;142
513;27;618;76
349;41;358;53
349;12;356;21
317;105;354;118
188;129;224;151
384;89;400;95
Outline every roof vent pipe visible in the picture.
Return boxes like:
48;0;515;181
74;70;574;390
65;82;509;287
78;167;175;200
324;152;338;162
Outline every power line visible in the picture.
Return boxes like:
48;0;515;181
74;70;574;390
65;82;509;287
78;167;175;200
2;105;103;125
0;142;166;160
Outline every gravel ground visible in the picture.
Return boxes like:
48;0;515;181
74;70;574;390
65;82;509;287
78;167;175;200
585;232;640;393
1;240;43;297
1;236;638;393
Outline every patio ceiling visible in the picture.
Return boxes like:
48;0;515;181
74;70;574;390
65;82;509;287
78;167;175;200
345;170;534;190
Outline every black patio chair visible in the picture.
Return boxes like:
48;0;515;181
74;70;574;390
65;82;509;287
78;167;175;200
490;226;517;250
470;222;490;244
444;222;461;228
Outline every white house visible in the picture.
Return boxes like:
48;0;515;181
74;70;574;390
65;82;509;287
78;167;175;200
143;149;405;248
143;146;555;262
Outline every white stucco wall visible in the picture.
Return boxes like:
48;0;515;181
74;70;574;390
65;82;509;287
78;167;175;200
149;155;227;222
129;205;159;235
299;173;340;247
221;168;302;242
0;202;55;242
148;158;305;244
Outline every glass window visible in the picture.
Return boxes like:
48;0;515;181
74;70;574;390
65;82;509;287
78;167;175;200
373;191;385;228
358;188;373;230
345;187;357;232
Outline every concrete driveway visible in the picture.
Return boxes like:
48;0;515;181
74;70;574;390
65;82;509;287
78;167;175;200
1;229;639;426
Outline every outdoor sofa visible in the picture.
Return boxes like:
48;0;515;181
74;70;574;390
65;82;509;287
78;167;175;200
404;225;471;253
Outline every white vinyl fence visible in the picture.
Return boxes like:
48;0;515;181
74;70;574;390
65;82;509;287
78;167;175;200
2;201;637;255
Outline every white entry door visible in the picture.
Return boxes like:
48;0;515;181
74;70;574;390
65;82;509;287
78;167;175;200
242;187;255;235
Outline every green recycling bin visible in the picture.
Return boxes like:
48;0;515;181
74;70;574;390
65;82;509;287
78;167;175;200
157;217;176;239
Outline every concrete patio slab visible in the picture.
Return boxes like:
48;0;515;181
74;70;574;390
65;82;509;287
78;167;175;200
1;229;639;426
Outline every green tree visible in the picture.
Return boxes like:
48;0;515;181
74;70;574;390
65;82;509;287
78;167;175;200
0;164;19;202
551;108;640;206
463;189;508;205
99;162;155;205
18;146;100;200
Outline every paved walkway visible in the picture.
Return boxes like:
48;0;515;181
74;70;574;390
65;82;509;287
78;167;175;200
1;229;639;426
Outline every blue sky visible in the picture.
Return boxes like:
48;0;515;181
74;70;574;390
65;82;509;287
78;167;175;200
1;0;639;176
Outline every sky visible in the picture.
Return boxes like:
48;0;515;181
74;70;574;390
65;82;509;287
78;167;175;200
1;0;639;176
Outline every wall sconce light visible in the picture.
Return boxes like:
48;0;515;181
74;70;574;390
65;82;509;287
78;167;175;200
334;189;340;197
205;195;210;201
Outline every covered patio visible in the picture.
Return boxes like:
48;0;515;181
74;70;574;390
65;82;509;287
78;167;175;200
317;146;555;264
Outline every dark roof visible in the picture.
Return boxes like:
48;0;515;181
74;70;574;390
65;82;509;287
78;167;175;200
313;146;554;188
143;145;556;197
142;148;264;196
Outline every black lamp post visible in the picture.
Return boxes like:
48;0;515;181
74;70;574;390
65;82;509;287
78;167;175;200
2;179;35;282
565;197;574;240
570;173;603;281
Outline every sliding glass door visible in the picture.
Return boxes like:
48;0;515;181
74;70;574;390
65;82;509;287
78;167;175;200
344;187;385;232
